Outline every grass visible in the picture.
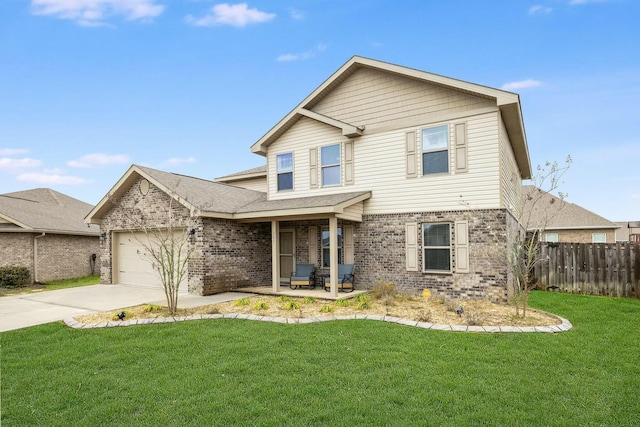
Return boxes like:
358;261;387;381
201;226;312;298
40;275;100;291
2;291;639;425
0;275;100;297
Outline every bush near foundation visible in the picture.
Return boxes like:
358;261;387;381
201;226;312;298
0;267;30;288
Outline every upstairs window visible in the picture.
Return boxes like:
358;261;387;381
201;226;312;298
321;144;341;186
276;153;293;191
422;223;451;272
422;125;449;175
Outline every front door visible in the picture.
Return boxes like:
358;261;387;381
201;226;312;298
279;230;294;282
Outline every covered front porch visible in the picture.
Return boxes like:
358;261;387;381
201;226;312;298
233;191;372;299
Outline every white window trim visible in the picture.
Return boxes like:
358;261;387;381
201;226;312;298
420;124;450;177
276;152;294;192
320;143;342;187
592;233;606;243
421;222;452;274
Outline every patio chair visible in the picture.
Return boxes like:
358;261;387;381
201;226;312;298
290;264;316;290
323;264;355;293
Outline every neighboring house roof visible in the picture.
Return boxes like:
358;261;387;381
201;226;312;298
86;165;371;223
0;188;99;235
215;165;266;183
250;55;531;179
523;186;619;231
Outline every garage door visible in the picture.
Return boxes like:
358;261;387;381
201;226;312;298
115;231;188;291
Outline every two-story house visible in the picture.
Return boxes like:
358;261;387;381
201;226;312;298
86;56;531;302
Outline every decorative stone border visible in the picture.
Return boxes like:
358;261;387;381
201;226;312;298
64;312;572;333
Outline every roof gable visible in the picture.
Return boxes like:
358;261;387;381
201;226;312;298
0;188;98;235
250;56;531;179
86;165;268;223
524;186;619;230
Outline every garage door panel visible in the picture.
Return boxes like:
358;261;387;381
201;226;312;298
115;231;187;290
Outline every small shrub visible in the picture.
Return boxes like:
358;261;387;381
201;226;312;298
355;293;368;304
253;302;269;310
283;301;301;310
319;304;334;313
371;280;397;299
302;296;317;304
277;295;291;302
444;298;459;312
334;298;351;308
380;295;396;307
356;300;371;310
0;267;30;288
416;309;432;323
464;311;486;326
234;297;250;307
143;304;162;313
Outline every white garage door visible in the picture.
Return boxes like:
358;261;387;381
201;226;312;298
115;231;188;291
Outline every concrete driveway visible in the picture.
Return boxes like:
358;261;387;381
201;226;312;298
0;284;252;333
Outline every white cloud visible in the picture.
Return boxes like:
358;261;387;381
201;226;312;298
17;169;90;185
0;148;29;156
277;43;328;62
529;5;553;14
570;0;611;4
163;157;197;166
67;153;130;168
186;3;275;27
0;157;41;171
501;79;543;91
30;0;165;26
288;8;305;20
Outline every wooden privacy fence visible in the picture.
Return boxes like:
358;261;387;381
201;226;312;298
533;242;640;298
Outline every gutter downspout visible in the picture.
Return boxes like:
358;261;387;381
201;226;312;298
34;232;45;283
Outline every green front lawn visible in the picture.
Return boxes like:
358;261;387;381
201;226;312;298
40;275;100;291
2;291;639;426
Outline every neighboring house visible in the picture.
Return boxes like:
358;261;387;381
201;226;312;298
615;221;640;243
524;185;620;243
0;188;100;283
87;56;532;302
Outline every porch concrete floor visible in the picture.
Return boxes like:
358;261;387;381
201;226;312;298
236;285;367;301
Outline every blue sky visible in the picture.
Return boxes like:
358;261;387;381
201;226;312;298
1;0;638;221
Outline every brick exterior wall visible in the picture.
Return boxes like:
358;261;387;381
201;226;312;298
354;209;513;302
190;218;271;295
0;233;99;283
98;178;518;301
100;178;272;296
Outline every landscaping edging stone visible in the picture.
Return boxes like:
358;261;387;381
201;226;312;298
64;312;573;333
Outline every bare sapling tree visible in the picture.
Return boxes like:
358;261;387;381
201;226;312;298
108;190;199;315
508;155;572;317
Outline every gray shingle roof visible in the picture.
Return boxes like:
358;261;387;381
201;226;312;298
237;191;371;213
0;188;99;235
215;165;267;181
136;165;267;214
523;185;619;230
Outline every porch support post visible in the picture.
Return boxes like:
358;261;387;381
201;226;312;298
271;220;280;292
329;216;339;298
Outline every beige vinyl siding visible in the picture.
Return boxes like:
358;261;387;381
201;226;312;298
267;112;502;214
312;67;495;132
499;115;522;217
267;118;345;199
337;202;364;222
226;177;267;193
